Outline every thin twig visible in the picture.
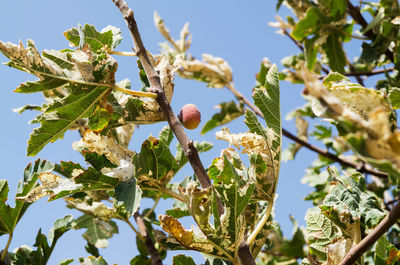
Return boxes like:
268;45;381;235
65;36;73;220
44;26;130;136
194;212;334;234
319;67;395;79
282;28;304;52
339;200;400;265
224;83;388;178
144;195;161;218
281;28;329;74
113;85;157;98
0;232;12;262
142;187;185;202
134;212;163;265
347;59;364;86
247;197;274;245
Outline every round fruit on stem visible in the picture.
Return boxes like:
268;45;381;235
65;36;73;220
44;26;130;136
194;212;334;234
178;104;201;130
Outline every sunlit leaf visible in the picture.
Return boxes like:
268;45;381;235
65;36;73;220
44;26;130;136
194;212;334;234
0;40;116;156
64;24;122;52
173;255;197;265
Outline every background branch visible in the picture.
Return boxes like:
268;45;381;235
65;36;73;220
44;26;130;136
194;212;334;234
225;84;388;178
339;200;400;265
134;212;163;265
346;0;394;62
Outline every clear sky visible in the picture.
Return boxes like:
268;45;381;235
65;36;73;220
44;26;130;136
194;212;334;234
0;1;320;264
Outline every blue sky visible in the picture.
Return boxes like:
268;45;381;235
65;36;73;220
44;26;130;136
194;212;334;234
0;1;321;264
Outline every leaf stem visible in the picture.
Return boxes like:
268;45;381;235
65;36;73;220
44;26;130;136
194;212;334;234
113;85;157;98
0;232;13;262
144;195;161;218
109;50;137;57
143;187;185;202
247;194;274;246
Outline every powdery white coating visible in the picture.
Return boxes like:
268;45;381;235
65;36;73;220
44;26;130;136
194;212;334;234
179;103;201;129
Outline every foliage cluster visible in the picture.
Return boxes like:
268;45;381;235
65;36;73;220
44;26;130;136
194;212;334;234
1;0;400;264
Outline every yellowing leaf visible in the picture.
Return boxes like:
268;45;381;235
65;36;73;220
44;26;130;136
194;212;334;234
65;199;118;221
83;130;134;164
159;214;194;247
180;54;233;88
17;173;83;202
216;127;274;157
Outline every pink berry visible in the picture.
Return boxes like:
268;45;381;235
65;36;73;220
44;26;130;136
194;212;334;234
178;104;201;130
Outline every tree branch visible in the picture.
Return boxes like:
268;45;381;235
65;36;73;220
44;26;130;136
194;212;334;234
346;0;394;62
224;83;388;179
134;212;163;265
319;67;395;79
111;1;256;264
339;200;400;265
112;0;212;191
238;242;257;265
281;28;329;74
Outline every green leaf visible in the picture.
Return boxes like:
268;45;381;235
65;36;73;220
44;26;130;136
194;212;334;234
304;37;319;70
252;64;281;150
201;101;244;134
158;126;174;145
83;152;117;172
292;7;324;40
78;256;108;265
74;214;118;248
322;168;386;229
375;235;389;260
13;215;73;265
175;141;213;170
173;255;197;265
305;207;343;261
0;40;117;156
130;255;151;265
389;87;400;109
115;179;142;216
13;104;42;114
58;259;74;265
0;160;53;236
362;8;385;34
133;136;179;188
209;157;255;257
64;24;122;52
28;84;110;156
322;33;346;73
325;0;346;18
85;242;100;258
88;108;113;132
17;165;119;203
279;216;306;258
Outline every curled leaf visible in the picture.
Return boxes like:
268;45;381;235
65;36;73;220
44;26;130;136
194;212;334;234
17;173;83;202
